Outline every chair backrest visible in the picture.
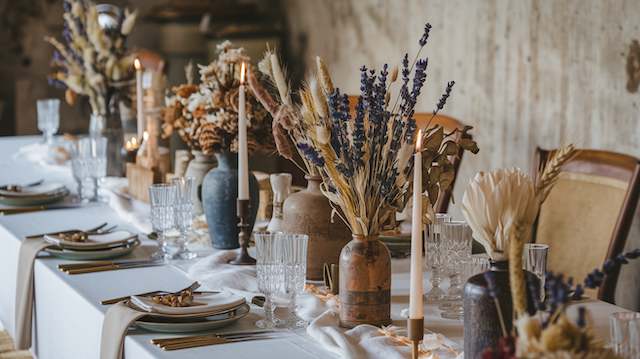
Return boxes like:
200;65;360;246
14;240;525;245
346;96;470;213
533;148;640;303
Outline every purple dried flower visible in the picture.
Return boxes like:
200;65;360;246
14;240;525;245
434;81;455;114
577;306;587;328
296;143;325;167
419;23;433;46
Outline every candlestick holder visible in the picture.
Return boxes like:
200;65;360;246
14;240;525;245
229;199;256;265
407;317;424;359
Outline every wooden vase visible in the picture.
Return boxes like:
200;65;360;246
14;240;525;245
339;234;392;328
281;176;351;280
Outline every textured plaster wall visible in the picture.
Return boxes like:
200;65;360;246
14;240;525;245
285;0;640;310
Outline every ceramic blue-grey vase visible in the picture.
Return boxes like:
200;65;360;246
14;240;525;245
202;151;259;249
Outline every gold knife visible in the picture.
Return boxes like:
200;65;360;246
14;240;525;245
63;260;164;275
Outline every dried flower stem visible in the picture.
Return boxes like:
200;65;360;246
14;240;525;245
535;144;577;204
509;224;527;318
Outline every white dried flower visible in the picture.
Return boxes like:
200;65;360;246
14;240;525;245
461;168;538;260
120;8;137;36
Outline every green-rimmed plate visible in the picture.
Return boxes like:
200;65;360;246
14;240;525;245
135;303;250;333
44;238;140;260
379;233;411;258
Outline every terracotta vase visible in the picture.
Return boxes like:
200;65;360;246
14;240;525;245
339;235;392;328
184;150;216;215
463;260;540;359
281;176;351;280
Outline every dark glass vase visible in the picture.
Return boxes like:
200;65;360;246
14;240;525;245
463;260;540;359
201;151;259;249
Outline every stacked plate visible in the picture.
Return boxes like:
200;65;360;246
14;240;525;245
0;182;69;206
379;233;412;258
129;292;249;333
44;231;140;260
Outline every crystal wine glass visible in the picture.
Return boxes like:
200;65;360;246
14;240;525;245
255;232;308;329
37;99;60;145
149;183;178;260
523;243;549;300
610;312;640;358
425;213;451;304
71;137;107;202
438;220;473;320
171;177;197;260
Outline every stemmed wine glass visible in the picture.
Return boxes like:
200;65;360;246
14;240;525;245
438;220;473;320
425;213;451;304
149;183;178;260
172;177;197;260
70;137;107;202
37;99;60;145
255;232;308;329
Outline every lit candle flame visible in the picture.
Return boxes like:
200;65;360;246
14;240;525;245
240;62;246;84
143;131;149;141
415;129;422;152
131;137;138;146
134;58;141;71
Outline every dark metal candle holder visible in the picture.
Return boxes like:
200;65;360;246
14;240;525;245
229;199;256;265
407;317;424;359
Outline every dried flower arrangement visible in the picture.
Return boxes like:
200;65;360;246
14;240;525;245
46;0;137;115
462;145;632;358
248;23;478;237
162;41;273;155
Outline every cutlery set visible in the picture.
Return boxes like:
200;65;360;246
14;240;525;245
58;258;163;274
151;331;288;351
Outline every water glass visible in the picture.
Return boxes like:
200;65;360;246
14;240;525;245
438;220;473;320
149;183;178;259
70;137;107;201
255;232;308;329
37;99;60;144
523;243;549;300
462;254;491;282
610;312;640;358
171;177;196;260
425;213;451;304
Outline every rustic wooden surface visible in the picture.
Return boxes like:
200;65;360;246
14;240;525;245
285;0;640;311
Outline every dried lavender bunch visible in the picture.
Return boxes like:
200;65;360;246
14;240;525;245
46;0;137;115
250;22;478;236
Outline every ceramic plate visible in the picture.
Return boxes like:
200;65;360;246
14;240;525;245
44;231;137;251
0;183;66;197
135;303;250;333
44;238;140;260
0;187;69;206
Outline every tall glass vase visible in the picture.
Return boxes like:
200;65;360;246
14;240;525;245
89;113;123;177
339;234;392;328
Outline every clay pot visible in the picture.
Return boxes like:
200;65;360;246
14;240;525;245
184;150;216;215
338;234;392;328
281;176;351;280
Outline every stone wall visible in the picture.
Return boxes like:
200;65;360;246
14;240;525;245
284;0;640;310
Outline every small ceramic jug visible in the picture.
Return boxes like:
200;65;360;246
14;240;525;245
267;173;292;233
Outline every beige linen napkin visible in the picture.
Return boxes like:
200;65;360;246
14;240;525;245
100;302;146;359
14;237;51;350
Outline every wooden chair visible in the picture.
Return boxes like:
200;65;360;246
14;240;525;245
346;95;470;213
533;148;640;303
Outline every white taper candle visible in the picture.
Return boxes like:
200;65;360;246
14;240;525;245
238;62;249;200
409;129;424;319
134;58;144;140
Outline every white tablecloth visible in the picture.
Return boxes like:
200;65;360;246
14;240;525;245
0;136;630;359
